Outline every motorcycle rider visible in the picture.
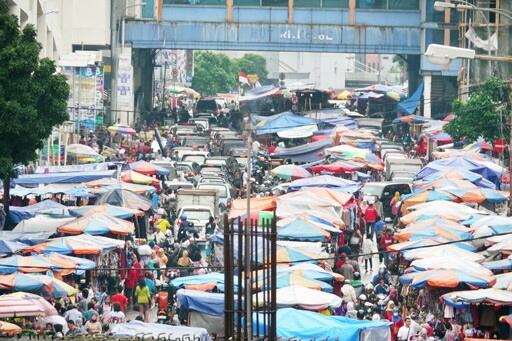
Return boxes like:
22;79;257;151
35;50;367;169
374;277;391;296
372;263;391;286
364;283;378;306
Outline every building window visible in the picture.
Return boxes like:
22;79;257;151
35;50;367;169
356;0;386;9
388;0;419;10
322;0;349;8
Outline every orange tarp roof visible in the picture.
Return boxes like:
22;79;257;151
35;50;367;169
229;196;277;218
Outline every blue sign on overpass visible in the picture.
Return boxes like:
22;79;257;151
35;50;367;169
124;6;421;54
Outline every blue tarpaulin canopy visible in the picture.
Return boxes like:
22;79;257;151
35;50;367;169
9;200;66;224
15;170;115;187
277;219;330;242
171;272;238;293
287;175;361;193
176;289;225;316
256;112;317;135
415;157;501;188
253;308;391;340
395;82;424;114
272;140;332;163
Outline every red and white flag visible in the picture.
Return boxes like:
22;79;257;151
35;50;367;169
239;71;249;85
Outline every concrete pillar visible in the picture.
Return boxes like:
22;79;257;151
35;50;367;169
423;74;432;119
288;0;293;24
349;0;356;25
132;48;153;117
407;54;421;95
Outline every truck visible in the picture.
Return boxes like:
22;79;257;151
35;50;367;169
385;157;423;181
176;189;219;240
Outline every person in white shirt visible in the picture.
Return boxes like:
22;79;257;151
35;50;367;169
63;306;83;325
397;317;412;341
252;140;260;154
341;280;357;305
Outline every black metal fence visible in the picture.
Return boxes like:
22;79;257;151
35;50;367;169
223;215;277;340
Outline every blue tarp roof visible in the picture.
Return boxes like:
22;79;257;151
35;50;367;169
278;219;329;242
416;158;501;188
256;112;317;135
171;272;239;293
395;82;424;114
176;289;225;316
15;170;115;186
272;140;332;163
9;200;67;225
0;231;51;245
253;308;391;340
287;175;361;193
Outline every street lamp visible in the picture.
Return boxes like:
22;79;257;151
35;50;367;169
425;44;475;66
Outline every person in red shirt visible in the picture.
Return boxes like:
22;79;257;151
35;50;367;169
363;202;379;239
267;142;276;155
379;228;394;265
111;285;128;312
125;255;142;306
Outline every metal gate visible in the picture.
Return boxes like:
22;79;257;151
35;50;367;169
224;215;277;340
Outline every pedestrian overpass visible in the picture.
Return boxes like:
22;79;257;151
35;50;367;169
124;1;421;54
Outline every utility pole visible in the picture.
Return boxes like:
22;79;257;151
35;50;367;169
245;115;252;340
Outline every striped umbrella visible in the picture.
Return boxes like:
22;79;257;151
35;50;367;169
0;292;57;317
0;273;78;298
400;190;456;213
57;213;135;236
400;269;495;289
25;235;124;255
68;204;143;219
255;271;333;292
394;218;472;242
0;255;51;274
107;124;136;135
271;165;312;180
257;246;319;265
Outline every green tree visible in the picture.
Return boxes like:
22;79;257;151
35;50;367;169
0;0;70;213
234;53;268;81
192;52;238;96
444;77;509;144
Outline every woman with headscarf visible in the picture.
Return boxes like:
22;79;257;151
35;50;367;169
390;191;401;218
177;250;193;276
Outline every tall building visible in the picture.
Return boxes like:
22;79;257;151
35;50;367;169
7;0;111;60
8;0;65;60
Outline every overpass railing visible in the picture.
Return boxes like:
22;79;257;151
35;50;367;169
163;0;419;10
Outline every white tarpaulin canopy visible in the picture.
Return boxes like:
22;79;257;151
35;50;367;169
443;288;512;306
410;257;493;276
13;216;75;234
277;125;318;139
67;144;100;157
403;245;484;263
253;285;342;310
110;320;210;340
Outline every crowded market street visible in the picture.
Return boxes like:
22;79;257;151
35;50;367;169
2;0;512;340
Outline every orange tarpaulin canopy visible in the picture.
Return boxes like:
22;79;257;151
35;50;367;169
229;196;277;218
287;188;353;207
121;170;159;187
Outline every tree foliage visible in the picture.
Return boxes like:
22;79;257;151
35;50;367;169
192;52;238;96
444;77;509;144
0;0;70;211
234;53;268;81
